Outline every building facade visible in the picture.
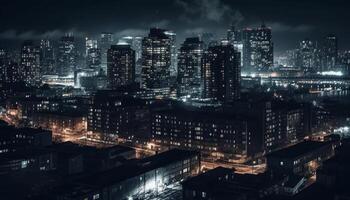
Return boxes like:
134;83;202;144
202;42;241;103
177;37;204;98
141;28;171;89
242;25;273;71
107;45;135;89
57;34;76;76
20;40;41;86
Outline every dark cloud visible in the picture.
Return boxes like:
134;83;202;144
175;0;244;25
0;0;349;52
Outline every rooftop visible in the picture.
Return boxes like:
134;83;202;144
267;141;332;159
78;149;199;187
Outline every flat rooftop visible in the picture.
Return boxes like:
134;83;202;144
267;141;332;159
78;149;199;187
0;125;51;137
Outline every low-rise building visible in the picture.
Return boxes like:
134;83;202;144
31;111;87;133
57;149;200;200
0;125;52;155
182;167;285;200
151;107;261;161
267;141;335;176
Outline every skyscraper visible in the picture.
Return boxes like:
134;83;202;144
141;28;171;89
164;30;177;77
107;44;135;89
0;49;7;82
100;32;114;73
86;48;101;70
298;39;317;73
118;36;143;83
40;39;55;75
242;24;273;71
202;41;241;103
85;37;98;57
20;40;41;85
227;25;244;66
1;50;19;83
57;34;76;76
321;34;338;71
177;37;204;98
227;24;242;44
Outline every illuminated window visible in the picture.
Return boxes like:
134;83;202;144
93;194;100;200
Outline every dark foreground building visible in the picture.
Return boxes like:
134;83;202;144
0;125;52;155
267;141;335;176
183;167;284;200
52;149;200;200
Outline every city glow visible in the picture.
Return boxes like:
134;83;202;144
317;71;344;76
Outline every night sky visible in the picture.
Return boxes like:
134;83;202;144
1;0;349;53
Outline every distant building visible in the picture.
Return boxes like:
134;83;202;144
57;34;76;76
242;24;273;71
164;30;178;77
0;49;20;83
202;42;241;103
40;39;56;75
20;40;41;86
321;34;338;71
141;28;172;89
177;37;204;98
86;47;101;70
100;32;114;73
107;44;135;89
85;37;98;57
297;38;322;73
118;36;143;83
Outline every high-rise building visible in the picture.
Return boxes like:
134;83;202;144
86;48;101;70
0;49;8;82
85;37;98;56
164;30;177;77
20;40;41;85
202;42;241;103
227;25;244;66
57;34;76;76
200;32;217;49
177;37;204;98
118;36;143;83
0;50;20;83
141;28;171;89
107;44;135;89
321;34;338;71
227;24;242;44
242;24;273;71
100;32;114;73
298;39;319;73
40;39;56;75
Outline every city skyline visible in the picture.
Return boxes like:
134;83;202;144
1;1;350;200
